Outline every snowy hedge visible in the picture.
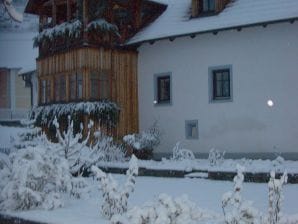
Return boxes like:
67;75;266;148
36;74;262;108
33;20;82;48
86;19;119;37
31;101;120;128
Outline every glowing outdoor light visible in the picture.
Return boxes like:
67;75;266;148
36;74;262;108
267;99;274;107
153;100;157;104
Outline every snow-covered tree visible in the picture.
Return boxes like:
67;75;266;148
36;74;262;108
0;147;71;211
91;155;138;219
268;171;288;224
53;116;93;175
222;165;260;224
1;0;23;22
111;194;218;224
172;142;195;161
208;148;225;167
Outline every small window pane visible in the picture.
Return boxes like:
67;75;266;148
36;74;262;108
185;120;199;139
157;76;170;103
55;77;60;102
212;69;231;100
77;73;83;99
60;76;66;101
90;72;100;99
100;73;109;100
70;74;76;100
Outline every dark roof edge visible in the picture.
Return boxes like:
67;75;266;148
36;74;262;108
126;17;298;47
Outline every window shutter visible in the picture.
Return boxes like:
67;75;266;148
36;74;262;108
215;0;230;13
191;0;200;17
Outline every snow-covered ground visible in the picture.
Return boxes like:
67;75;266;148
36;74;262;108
0;125;25;150
2;175;298;224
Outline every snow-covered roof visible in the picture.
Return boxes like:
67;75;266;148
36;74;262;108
127;0;298;45
0;32;38;72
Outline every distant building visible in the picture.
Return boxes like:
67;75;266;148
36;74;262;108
0;32;38;121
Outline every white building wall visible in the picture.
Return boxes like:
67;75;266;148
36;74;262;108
138;22;298;158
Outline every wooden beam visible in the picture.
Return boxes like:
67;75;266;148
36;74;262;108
67;0;71;21
132;0;142;30
52;0;57;25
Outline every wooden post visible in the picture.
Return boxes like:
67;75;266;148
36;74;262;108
67;0;71;21
132;0;142;30
52;0;57;26
83;0;88;43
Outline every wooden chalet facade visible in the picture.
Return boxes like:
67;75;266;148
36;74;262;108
25;0;166;136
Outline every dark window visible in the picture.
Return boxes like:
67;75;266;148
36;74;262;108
185;120;199;139
157;75;171;104
203;0;215;12
90;71;110;100
41;79;51;104
212;69;231;100
55;76;66;102
69;73;83;101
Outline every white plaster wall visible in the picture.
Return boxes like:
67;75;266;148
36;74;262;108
138;22;298;156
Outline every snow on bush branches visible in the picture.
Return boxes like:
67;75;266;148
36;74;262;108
87;18;119;37
91;155;138;219
31;101;120;128
268;171;288;224
222;165;260;224
53;116;93;175
0;147;71;211
208;148;225;167
172;142;195;161
33;20;82;47
111;194;218;224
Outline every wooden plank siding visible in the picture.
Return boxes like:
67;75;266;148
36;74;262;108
37;47;139;137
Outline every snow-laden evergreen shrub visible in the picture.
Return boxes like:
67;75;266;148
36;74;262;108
88;130;126;163
222;165;260;224
0;147;71;211
111;194;218;224
123;122;161;159
11;126;50;150
53;116;93;175
33;20;82;47
70;176;91;199
267;171;288;224
91;155;138;219
0;152;12;190
31;101;120;129
87;19;119;37
172;142;195;161
208;148;225;167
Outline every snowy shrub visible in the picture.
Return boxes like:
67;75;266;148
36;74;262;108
111;194;218;224
70;176;91;199
53;115;93;175
0;152;12;190
267;171;288;224
88;130;126;163
91;155;138;219
222;165;260;224
31;101;120;129
87;18;119;36
0;147;71;211
11;126;50;151
172;142;195;161
123;122;161;159
208;148;225;167
33;20;82;47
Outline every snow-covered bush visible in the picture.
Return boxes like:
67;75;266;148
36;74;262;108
70;176;91;199
208;148;225;167
222;165;260;224
123;122;161;159
88;130;126;163
0;152;12;190
87;18;119;36
53;116;93;175
172;142;195;161
111;194;218;224
11;126;50;151
91;155;138;219
0;146;71;211
267;171;288;224
33;20;82;47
